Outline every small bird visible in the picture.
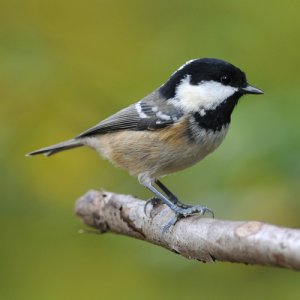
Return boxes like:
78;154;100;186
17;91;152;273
27;58;263;233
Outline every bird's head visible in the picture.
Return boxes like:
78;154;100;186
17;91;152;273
160;58;263;113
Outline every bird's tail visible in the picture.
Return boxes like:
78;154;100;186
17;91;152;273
26;138;83;157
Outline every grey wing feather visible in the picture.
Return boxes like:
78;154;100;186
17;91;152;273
77;104;141;137
77;90;182;138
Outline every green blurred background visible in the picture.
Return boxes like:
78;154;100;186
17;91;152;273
1;0;300;299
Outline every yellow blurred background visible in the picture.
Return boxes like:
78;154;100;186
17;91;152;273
1;0;300;299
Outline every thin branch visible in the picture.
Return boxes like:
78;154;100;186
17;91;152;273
75;190;300;271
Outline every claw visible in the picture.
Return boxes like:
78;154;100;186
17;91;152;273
162;205;215;235
204;207;214;218
162;215;178;236
175;205;214;218
144;197;163;216
143;200;152;215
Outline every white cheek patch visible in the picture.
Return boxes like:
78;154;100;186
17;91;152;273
173;76;238;112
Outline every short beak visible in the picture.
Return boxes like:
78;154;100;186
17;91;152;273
242;84;264;95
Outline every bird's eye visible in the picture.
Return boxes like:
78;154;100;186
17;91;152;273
220;75;231;85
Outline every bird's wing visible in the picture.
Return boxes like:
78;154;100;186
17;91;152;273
76;90;183;138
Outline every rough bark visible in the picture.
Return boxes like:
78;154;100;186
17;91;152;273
75;190;300;271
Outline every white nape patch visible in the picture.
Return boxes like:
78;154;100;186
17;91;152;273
156;111;171;121
169;59;197;77
135;102;149;118
177;59;197;71
172;76;238;112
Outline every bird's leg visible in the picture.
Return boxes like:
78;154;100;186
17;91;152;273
144;180;205;213
155;180;179;204
144;180;175;213
155;180;200;208
143;181;214;234
144;179;183;214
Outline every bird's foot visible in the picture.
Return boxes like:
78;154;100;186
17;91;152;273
144;196;187;216
144;197;164;215
162;205;214;235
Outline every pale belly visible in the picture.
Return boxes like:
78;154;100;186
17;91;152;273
83;122;229;180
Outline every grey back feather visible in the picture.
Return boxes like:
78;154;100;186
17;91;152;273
76;90;183;138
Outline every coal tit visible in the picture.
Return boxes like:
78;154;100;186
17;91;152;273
27;58;263;233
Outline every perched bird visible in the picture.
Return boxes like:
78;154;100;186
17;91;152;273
27;58;263;233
